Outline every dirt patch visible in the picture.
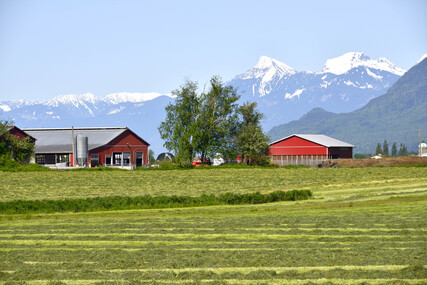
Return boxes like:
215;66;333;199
336;156;427;167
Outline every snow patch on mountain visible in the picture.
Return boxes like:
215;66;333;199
108;106;125;115
285;89;305;99
366;68;383;80
417;54;427;64
0;105;11;112
322;52;406;76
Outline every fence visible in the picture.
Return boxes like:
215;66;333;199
270;155;330;166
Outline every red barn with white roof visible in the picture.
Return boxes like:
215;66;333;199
269;134;354;165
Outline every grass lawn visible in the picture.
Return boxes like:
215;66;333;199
0;166;426;284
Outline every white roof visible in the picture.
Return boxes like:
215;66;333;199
270;134;355;148
22;127;135;153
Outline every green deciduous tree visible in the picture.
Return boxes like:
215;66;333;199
158;80;200;165
158;76;241;166
235;102;270;165
0;120;34;165
197;76;240;162
149;149;155;165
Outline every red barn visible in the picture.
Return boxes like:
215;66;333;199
23;127;150;169
6;126;36;143
269;134;354;165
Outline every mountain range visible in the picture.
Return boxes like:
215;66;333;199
0;52;424;155
228;52;405;130
267;58;427;153
0;93;174;154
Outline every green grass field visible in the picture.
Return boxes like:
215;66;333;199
0;167;426;284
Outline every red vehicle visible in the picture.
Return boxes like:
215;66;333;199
192;157;211;167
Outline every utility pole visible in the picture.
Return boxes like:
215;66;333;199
72;126;76;166
419;129;421;156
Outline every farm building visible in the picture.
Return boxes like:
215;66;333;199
269;134;354;166
6;126;36;143
23;127;150;169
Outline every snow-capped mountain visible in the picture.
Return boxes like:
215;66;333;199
0;52;413;154
237;56;296;97
228;52;405;130
322;52;406;75
0;93;174;154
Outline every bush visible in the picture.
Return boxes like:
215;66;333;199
0;155;50;172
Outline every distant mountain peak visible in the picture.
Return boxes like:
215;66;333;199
254;56;296;74
238;56;296;80
417;54;427;64
322;52;406;76
235;56;296;97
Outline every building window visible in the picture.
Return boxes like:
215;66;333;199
91;154;99;167
113;152;122;165
35;154;55;164
56;154;69;163
123;152;130;166
105;155;111;165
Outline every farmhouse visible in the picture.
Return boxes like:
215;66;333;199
23;127;150;169
269;134;354;166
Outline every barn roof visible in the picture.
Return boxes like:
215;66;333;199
7;126;36;142
270;134;355;148
22;127;148;153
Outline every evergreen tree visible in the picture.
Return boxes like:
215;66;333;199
382;140;389;156
398;143;408;156
391;143;397;156
375;143;382;155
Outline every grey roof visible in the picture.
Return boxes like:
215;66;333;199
23;127;128;153
270;134;355;148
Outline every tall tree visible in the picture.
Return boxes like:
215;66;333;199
235;102;270;165
398;143;408;156
391;142;397;156
382;140;389;156
375;143;382;155
158;80;200;165
197;76;240;162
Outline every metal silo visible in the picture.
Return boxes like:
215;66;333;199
76;134;88;166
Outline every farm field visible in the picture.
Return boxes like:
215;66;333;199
0;166;426;284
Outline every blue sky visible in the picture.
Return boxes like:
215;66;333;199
0;0;426;101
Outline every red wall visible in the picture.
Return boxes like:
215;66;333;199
269;136;328;156
70;130;149;166
9;127;36;142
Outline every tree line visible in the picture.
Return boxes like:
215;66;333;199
158;76;270;166
375;140;413;156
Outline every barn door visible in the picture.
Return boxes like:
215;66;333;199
136;152;143;167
